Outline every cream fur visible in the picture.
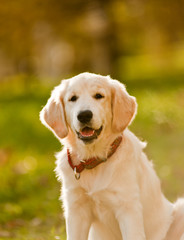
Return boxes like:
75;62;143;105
40;72;184;240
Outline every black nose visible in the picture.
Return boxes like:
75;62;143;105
77;110;93;124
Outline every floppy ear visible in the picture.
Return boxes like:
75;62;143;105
111;79;137;133
40;84;68;139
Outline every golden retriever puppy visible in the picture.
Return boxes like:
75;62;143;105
40;72;184;240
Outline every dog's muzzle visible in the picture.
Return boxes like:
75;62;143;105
76;110;102;143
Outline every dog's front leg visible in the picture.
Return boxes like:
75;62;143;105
66;212;91;240
64;192;92;240
116;204;146;240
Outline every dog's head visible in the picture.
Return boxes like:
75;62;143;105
40;73;137;144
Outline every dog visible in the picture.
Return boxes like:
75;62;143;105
40;72;184;240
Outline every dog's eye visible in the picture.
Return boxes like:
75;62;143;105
94;93;104;100
69;95;78;102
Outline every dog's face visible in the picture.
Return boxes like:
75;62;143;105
40;73;137;144
63;75;112;144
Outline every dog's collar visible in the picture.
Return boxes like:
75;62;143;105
67;135;122;180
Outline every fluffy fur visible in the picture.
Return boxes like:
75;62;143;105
40;72;184;240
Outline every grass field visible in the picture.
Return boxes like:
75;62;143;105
0;76;184;239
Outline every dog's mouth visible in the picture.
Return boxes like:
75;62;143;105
77;126;103;143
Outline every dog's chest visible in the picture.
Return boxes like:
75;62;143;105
79;167;128;216
88;189;117;221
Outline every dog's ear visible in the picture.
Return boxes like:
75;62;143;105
40;82;68;139
111;79;137;133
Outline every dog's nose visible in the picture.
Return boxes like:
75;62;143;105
77;110;93;124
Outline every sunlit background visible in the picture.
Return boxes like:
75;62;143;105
0;0;184;239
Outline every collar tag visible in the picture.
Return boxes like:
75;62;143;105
74;167;80;180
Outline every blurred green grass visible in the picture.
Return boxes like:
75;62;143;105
0;76;184;239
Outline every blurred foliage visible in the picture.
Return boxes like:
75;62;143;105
0;79;65;239
0;0;184;79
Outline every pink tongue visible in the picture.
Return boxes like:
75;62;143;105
80;128;95;137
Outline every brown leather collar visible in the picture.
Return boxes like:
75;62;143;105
67;136;122;179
